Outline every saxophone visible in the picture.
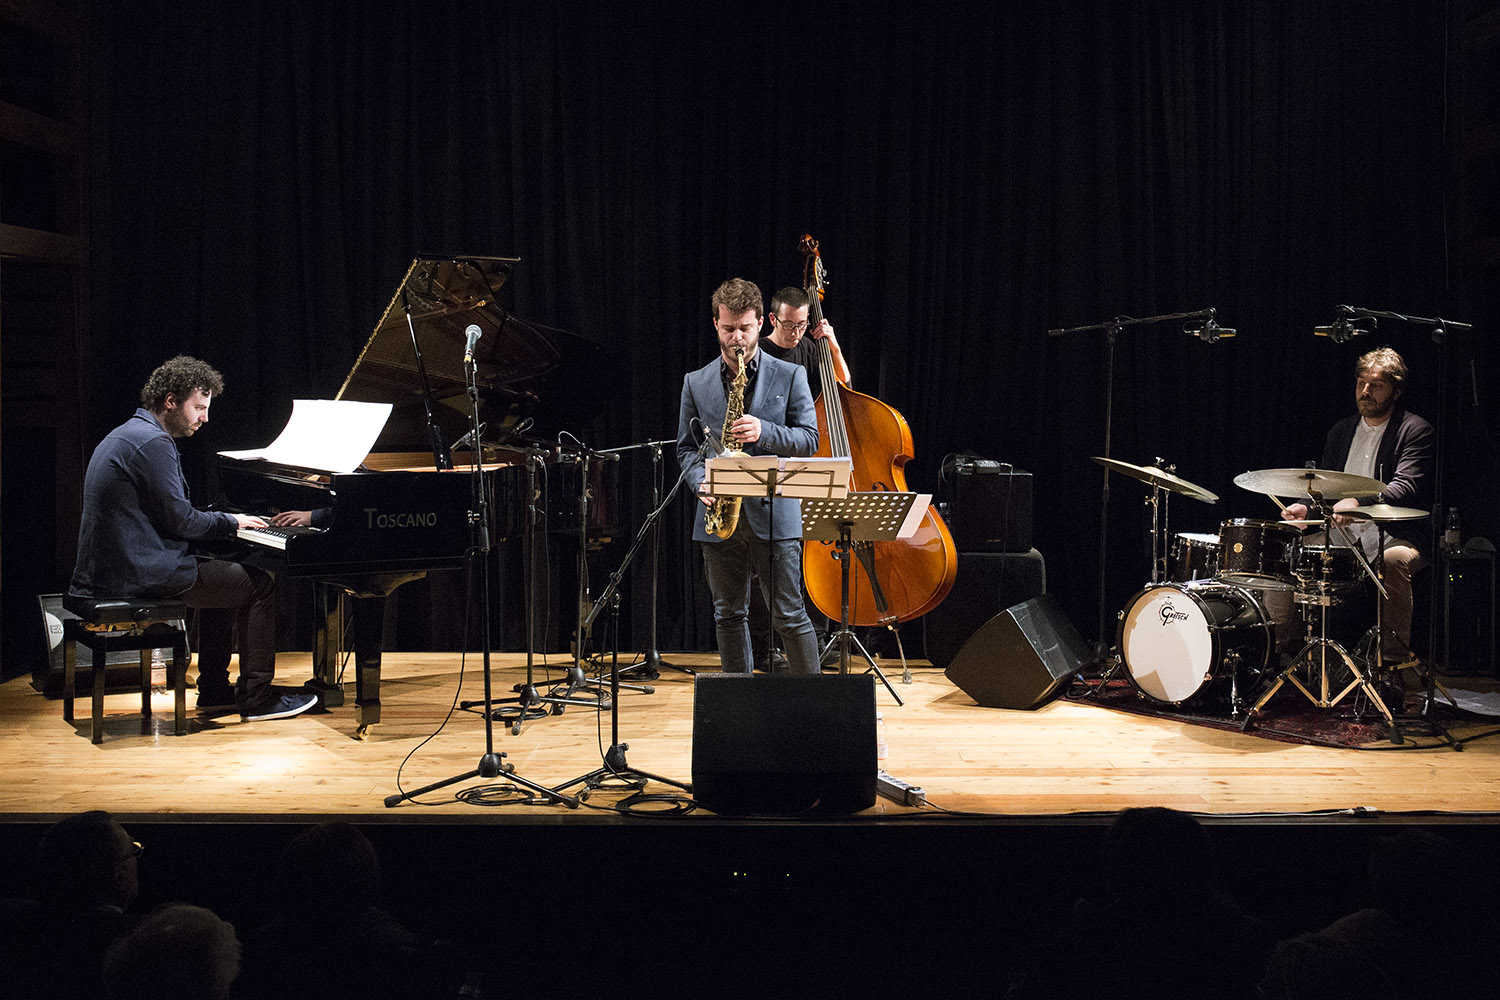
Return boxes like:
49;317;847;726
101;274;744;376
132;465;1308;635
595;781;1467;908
704;346;748;539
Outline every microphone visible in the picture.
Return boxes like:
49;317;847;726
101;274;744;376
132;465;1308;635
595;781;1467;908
1313;306;1375;343
1184;317;1236;343
450;422;487;452
463;324;483;363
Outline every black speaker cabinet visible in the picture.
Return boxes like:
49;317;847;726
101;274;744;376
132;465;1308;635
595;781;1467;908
944;594;1088;710
946;464;1033;552
923;550;1046;669
691;673;877;815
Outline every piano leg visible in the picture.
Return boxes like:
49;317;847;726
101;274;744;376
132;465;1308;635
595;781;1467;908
310;584;345;708
350;595;384;738
307;584;382;738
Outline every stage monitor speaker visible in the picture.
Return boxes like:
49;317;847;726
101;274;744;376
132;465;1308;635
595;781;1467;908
944;594;1088;710
691;674;876;815
923;549;1046;669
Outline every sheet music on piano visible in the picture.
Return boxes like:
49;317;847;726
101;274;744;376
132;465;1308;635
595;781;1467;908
219;398;393;474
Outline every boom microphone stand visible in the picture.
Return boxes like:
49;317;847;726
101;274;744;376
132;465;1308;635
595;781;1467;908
620;439;692;678
552;435;703;795
1047;308;1231;667
385;346;577;809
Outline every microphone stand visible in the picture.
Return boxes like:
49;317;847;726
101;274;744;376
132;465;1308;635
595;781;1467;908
385;346;577;809
402;298;453;471
552;437;706;796
1047;307;1219;667
1331;306;1474;716
541;434;653;703
591;439;692;680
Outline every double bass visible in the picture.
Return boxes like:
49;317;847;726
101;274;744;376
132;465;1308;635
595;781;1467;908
799;235;957;626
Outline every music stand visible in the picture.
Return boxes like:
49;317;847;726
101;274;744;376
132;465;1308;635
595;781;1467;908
704;454;850;678
803;491;927;706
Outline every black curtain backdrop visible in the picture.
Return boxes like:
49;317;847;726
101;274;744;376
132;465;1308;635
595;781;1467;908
82;1;1495;657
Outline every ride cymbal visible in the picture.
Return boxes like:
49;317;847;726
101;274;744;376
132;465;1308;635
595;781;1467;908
1232;467;1385;499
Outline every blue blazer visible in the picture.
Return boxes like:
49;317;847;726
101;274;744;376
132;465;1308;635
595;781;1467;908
676;351;819;543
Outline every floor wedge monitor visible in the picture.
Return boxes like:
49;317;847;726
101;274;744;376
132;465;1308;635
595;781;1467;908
944;594;1088;710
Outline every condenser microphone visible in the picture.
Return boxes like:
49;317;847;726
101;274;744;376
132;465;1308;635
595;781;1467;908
1185;317;1236;343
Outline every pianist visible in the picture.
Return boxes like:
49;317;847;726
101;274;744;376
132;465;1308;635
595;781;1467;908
68;355;318;723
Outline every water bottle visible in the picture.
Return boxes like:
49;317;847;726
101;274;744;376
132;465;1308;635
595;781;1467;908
875;711;889;760
1445;507;1461;552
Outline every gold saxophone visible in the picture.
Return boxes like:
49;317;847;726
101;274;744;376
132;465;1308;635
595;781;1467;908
704;346;748;539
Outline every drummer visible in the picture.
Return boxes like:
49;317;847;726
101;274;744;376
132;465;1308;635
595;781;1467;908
1279;348;1434;658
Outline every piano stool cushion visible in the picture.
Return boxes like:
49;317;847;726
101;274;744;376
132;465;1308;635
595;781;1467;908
63;595;189;627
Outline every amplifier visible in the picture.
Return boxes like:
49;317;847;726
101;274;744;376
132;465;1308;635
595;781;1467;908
941;459;1033;553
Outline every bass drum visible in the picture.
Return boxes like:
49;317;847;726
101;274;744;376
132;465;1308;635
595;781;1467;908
1117;582;1274;706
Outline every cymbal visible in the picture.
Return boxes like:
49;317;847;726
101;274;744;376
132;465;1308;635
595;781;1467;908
1091;457;1218;503
1359;503;1429;522
1232;467;1386;499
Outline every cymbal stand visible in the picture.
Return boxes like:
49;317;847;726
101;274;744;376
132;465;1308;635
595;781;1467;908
1242;496;1403;744
1355;524;1457;739
464;447;599;735
551;441;701;796
386;350;578;808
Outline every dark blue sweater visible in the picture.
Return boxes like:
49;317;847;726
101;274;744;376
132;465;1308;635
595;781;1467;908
69;409;239;599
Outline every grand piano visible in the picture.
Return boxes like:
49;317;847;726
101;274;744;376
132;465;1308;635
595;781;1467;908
218;255;615;736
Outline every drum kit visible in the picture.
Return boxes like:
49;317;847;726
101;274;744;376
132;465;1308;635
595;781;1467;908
1096;457;1431;738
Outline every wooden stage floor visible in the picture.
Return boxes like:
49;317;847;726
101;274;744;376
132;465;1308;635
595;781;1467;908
6;652;1499;997
4;650;1499;824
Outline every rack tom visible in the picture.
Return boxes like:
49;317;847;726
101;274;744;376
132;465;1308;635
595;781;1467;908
1169;532;1221;582
1218;518;1301;584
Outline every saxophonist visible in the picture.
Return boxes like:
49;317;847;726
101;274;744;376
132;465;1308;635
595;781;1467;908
677;278;822;675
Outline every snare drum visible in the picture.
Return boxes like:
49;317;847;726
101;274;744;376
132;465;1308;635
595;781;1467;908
1218;518;1302;584
1169;532;1221;582
1117;582;1274;706
1292;543;1359;591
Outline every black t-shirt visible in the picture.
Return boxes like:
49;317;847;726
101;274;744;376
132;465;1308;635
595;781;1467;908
758;336;823;402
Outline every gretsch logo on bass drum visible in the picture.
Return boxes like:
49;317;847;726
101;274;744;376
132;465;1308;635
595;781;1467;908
1157;601;1191;626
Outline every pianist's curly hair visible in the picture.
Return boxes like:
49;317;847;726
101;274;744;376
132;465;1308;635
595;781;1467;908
140;355;226;411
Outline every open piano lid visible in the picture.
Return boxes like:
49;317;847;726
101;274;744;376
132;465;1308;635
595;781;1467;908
337;255;612;456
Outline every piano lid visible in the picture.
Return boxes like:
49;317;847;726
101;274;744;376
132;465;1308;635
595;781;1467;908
336;255;614;454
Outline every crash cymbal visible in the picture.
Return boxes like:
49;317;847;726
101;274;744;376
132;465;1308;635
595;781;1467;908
1091;456;1218;503
1358;503;1429;522
1232;467;1386;499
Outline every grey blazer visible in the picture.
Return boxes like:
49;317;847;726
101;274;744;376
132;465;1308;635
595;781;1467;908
676;351;819;543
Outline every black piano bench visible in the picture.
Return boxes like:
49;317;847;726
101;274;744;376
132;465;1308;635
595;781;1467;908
61;596;189;745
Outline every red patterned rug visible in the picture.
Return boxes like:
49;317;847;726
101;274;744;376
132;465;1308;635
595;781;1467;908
1064;675;1500;751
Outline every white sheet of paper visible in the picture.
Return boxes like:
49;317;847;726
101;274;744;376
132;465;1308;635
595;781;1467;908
704;455;852;499
896;493;932;539
218;399;392;474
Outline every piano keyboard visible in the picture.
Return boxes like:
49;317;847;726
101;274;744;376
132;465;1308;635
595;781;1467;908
237;524;323;550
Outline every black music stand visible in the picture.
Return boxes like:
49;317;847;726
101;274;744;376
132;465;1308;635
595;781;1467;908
802;491;924;706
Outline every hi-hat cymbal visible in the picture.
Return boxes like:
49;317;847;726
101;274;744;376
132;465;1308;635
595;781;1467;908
1359;503;1429;522
1232;467;1386;499
1092;456;1218;503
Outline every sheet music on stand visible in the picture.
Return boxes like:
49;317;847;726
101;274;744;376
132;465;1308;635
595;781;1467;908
704;455;852;503
801;491;931;542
